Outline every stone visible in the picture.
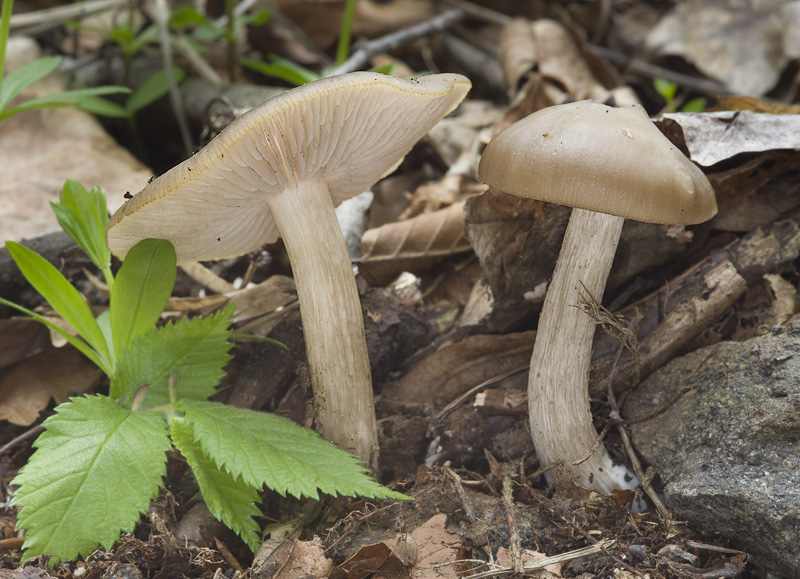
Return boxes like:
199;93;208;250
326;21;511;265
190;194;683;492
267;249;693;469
623;322;800;577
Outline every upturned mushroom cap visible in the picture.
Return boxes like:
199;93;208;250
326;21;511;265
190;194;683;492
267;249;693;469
107;72;471;263
479;100;717;225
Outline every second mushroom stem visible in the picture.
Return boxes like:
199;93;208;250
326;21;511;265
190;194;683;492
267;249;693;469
266;179;380;472
529;208;635;492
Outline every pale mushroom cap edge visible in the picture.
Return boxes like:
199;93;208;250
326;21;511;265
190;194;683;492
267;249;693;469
107;71;471;263
478;100;717;225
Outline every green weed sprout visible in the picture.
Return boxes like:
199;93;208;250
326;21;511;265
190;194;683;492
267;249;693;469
2;180;409;565
0;0;129;123
241;0;402;86
653;77;707;113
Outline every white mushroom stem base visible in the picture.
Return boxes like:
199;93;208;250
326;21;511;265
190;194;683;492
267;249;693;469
266;179;379;471
529;208;638;493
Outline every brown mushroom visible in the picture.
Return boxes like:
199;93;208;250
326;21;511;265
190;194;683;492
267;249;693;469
108;72;471;470
479;100;716;491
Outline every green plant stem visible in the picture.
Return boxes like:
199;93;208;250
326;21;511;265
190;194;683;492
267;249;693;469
335;0;357;66
123;0;136;86
226;0;236;81
102;265;115;294
0;0;14;90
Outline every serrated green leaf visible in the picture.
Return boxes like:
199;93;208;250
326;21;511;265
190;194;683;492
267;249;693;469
112;304;234;408
171;418;261;552
179;400;411;501
5;241;110;370
0;55;60;111
110;238;176;356
11;395;171;563
51;180;111;272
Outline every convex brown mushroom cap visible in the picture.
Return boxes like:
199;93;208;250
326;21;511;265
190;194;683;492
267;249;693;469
108;71;471;263
479;100;717;225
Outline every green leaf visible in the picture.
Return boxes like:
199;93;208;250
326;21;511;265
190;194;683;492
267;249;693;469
242;56;319;86
169;6;213;30
0;55;60;111
171;418;261;552
0;296;107;372
126;67;185;115
11;395;171;563
112;304;234;407
50;180;111;272
180;400;411;501
653;77;677;103
682;97;707;113
5;241;110;369
77;96;130;118
127;25;159;57
110;238;176;356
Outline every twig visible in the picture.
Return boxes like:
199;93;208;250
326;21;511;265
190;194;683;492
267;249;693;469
605;345;672;521
463;540;616;578
328;8;465;76
501;477;522;574
440;0;511;26
0;425;44;456
9;0;128;30
256;0;334;67
149;0;194;155
435;365;528;420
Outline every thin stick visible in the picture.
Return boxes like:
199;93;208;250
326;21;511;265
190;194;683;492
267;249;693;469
0;426;44;456
328;8;465;76
9;0;128;29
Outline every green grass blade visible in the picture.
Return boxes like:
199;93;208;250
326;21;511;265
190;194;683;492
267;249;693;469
5;241;110;368
0;297;107;372
0;55;61;111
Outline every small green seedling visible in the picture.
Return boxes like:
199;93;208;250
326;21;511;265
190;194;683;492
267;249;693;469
0;0;129;123
77;67;186;123
653;77;707;113
2;180;409;565
169;3;270;81
241;0;403;86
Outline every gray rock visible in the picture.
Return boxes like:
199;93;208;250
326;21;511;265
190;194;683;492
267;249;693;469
623;322;800;577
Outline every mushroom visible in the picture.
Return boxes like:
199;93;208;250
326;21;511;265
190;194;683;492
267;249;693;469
107;72;471;470
478;100;716;492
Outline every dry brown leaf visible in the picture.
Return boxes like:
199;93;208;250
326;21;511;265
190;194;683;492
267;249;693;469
384;331;534;405
0;38;151;243
0;346;99;425
646;0;798;95
710;96;800;115
409;514;461;579
497;18;538;92
496;546;563;578
273;536;332;579
659;111;800;167
358;201;472;286
337;534;417;578
0;318;51;370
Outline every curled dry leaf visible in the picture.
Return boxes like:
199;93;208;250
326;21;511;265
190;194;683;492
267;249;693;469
384;331;534;406
498;18;539;92
358;201;472;286
0;346;99;426
496;18;632;108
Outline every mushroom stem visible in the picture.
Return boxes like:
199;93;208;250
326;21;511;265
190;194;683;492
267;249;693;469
266;179;379;471
529;208;636;492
